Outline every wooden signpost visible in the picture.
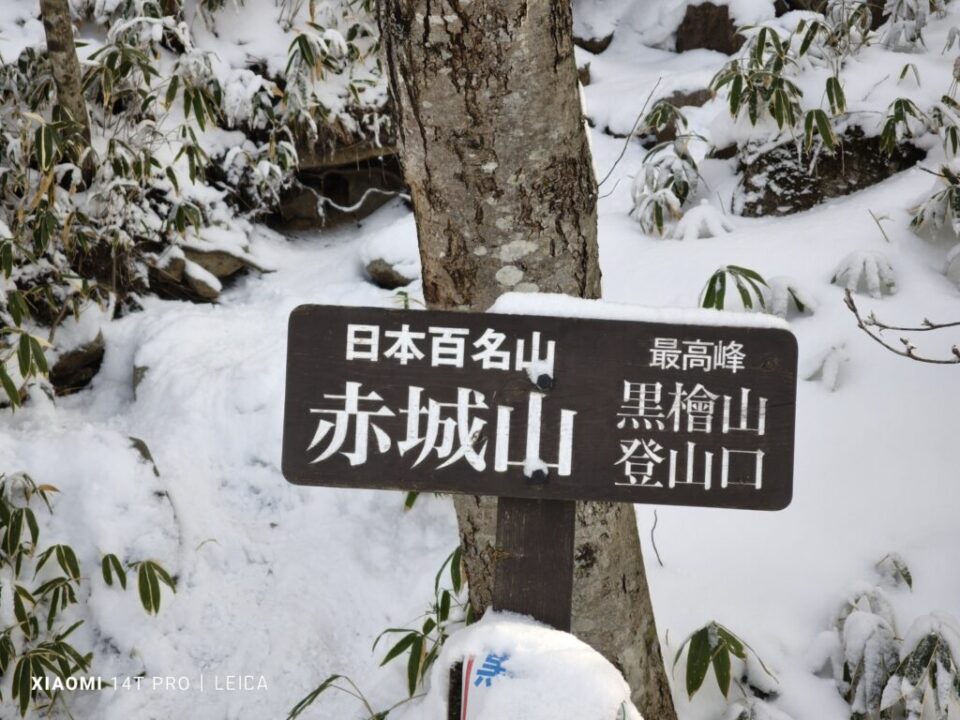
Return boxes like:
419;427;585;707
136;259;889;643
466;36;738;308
281;303;798;708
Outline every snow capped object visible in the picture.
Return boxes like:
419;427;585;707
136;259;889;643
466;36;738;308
765;276;816;319
831;250;898;299
359;214;422;285
396;613;642;720
804;343;849;392
671;199;735;240
490;292;791;330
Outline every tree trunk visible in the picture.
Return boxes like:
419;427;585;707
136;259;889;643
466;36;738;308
39;0;92;144
378;1;678;717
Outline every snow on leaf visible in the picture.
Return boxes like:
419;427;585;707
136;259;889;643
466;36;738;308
804;343;850;392
831;250;898;299
765;276;816;319
670;200;734;240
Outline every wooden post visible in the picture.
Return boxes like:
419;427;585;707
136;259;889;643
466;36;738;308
492;497;576;631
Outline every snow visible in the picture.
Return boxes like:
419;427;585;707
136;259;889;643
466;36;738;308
394;612;642;720
2;0;960;718
491;292;792;329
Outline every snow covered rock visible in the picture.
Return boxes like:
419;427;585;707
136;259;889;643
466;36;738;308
396;613;642;720
733;128;925;217
360;215;421;289
183;259;223;300
182;247;249;279
574;33;615;54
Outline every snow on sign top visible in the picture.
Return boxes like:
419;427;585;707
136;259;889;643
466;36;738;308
281;303;798;510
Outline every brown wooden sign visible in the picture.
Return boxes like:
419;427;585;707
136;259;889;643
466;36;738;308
282;304;797;511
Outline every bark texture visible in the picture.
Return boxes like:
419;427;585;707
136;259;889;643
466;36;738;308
39;0;92;144
379;2;678;717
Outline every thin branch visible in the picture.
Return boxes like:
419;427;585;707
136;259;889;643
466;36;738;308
650;509;664;568
597;77;662;188
844;290;960;364
868;209;893;244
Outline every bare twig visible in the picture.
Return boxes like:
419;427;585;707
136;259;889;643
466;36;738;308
844;290;960;364
868;209;893;244
650;509;664;568
597;77;662;188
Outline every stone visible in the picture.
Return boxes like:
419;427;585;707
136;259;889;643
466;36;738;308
182;248;246;279
733;127;925;217
183;259;222;300
664;88;713;109
573;33;614;54
365;258;415;290
50;332;105;396
277;158;407;229
655;88;713;142
675;3;744;55
156;245;185;282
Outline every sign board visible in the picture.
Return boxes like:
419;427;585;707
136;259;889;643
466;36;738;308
281;305;797;511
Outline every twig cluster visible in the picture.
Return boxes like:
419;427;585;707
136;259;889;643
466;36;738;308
844;290;960;364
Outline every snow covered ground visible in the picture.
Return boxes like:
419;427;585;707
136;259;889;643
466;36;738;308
2;2;960;719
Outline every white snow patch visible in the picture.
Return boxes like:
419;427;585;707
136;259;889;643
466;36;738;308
491;292;792;329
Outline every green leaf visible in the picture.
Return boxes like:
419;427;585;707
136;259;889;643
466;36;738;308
138;563;154;614
685;627;712;699
451;545;463;594
439;590;451;622
57;545;80;580
407;636;423;696
13;656;31;716
35;124;54;172
713;646;732;697
1;362;20;408
717;626;747;659
17;334;30;379
287;674;343;720
28;338;47;374
379;633;417;667
734;276;753;309
165;74;180;109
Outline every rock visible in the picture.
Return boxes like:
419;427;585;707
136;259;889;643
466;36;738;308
776;0;885;27
675;3;744;55
574;33;614;54
156;246;185;282
664;88;713;109
733;127;925;217
182;248;247;279
298;138;397;171
50;332;105;396
654;88;713;143
183;259;222;300
277;157;407;229
365;258;415;290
